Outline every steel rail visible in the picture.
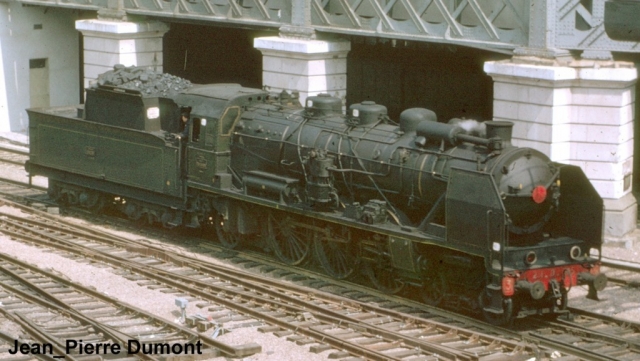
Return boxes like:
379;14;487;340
4;194;640;360
0;309;81;361
0;328;73;361
0;218;470;361
0;177;47;192
601;256;640;287
0;252;257;358
526;331;631;361
520;310;640;360
0;210;545;361
0;143;29;157
601;256;640;273
564;307;640;347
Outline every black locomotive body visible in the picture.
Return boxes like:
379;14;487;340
26;68;607;324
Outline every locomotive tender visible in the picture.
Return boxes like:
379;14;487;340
26;67;607;325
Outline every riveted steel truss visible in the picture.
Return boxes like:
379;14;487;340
8;0;640;54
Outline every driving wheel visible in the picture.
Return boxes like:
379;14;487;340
363;262;404;294
214;212;241;249
420;272;447;306
314;230;356;280
267;213;311;265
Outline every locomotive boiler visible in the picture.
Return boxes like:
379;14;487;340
26;67;607;325
226;93;607;323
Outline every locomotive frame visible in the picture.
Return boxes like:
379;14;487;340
26;73;607;325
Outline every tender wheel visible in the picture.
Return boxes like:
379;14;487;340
420;273;447;306
79;191;105;213
88;196;106;212
314;228;357;280
363;262;404;294
124;202;143;221
214;212;241;249
267;213;311;266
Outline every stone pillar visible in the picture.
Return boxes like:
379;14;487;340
75;19;169;90
253;37;351;106
484;59;638;247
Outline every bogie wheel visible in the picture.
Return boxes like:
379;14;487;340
363;262;404;294
267;213;311;266
314;229;357;280
420;272;447;306
214;212;242;249
480;291;515;326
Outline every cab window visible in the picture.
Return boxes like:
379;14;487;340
192;118;201;143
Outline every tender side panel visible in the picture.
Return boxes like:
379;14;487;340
28;109;181;197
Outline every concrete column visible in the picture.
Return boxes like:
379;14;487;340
75;19;169;90
254;37;351;106
484;59;638;246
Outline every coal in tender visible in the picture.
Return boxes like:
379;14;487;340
92;64;192;97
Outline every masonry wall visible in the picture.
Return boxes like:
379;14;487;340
0;4;81;132
485;60;638;243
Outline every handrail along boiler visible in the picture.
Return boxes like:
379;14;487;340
26;68;607;324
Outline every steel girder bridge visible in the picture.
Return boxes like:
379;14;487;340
5;0;640;56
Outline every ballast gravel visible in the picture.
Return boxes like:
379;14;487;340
0;212;332;360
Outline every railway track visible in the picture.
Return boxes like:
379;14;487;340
4;197;640;360
508;254;640;360
0;143;48;194
2;149;640;360
601;257;640;288
0;144;28;167
0;201;549;360
0;253;248;360
521;310;640;361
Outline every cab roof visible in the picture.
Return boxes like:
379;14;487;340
175;84;269;118
181;84;267;102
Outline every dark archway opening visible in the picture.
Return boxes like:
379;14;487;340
163;23;268;88
346;38;507;121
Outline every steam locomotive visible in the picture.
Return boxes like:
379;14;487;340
26;67;607;325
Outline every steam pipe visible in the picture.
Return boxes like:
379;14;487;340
416;120;513;150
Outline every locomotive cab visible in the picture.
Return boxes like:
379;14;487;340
174;84;267;190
